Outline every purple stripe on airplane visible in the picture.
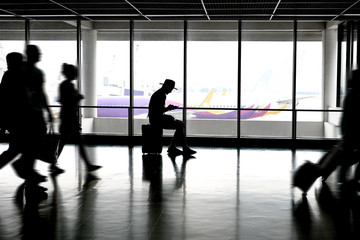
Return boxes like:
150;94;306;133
96;96;181;117
246;103;271;119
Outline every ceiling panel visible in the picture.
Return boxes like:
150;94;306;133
0;0;359;21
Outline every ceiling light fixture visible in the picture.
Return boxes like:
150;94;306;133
125;0;151;21
270;0;282;20
49;0;93;21
0;8;29;19
200;0;210;20
332;0;360;21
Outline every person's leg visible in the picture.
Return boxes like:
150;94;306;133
74;131;101;172
354;163;360;181
169;120;185;148
339;141;357;183
172;120;196;154
13;151;46;183
0;133;20;169
27;126;47;182
351;144;360;181
57;134;67;157
58;123;71;156
162;117;183;155
48;125;70;174
339;159;350;183
11;113;47;182
164;118;196;155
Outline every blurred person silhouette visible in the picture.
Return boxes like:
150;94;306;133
0;52;27;169
11;45;53;184
339;69;360;184
56;63;101;173
148;79;196;156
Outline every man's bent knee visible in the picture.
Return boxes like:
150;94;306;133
174;119;184;128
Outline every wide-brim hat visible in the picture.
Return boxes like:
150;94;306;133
160;79;177;90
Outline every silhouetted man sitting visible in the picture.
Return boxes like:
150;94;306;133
148;79;196;156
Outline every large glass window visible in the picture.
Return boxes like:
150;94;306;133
296;33;323;110
93;21;130;135
2;20;337;140
296;30;324;138
29;20;77;133
30;21;77;106
241;23;293;138
187;21;238;137
353;23;358;70
133;21;184;136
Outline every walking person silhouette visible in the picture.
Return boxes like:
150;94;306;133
0;52;27;169
56;63;101;173
339;69;360;184
148;79;196;156
12;45;52;184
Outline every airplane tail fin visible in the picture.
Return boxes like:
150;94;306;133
200;89;215;108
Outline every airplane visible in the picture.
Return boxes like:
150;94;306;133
191;103;286;120
96;91;289;120
97;87;215;118
96;70;317;120
190;69;318;120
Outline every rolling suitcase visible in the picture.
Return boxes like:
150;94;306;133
293;161;321;193
318;142;344;181
293;142;344;193
142;124;163;154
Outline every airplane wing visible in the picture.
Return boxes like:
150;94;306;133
276;96;314;106
199;89;215;108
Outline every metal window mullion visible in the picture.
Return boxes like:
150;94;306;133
25;19;30;44
77;19;82;128
237;20;242;139
129;20;134;138
357;22;360;70
183;20;187;135
349;21;354;71
336;24;343;107
346;22;352;89
292;21;297;140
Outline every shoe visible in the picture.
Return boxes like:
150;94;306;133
87;165;102;172
12;160;47;183
168;147;183;156
183;147;197;155
49;165;65;175
183;155;196;161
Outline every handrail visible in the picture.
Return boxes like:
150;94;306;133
48;104;344;113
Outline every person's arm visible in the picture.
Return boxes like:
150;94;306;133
42;89;53;123
165;104;179;112
37;70;53;123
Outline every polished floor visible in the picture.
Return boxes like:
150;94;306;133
0;143;359;240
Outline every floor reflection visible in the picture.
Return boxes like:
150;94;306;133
143;154;163;202
0;144;358;239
